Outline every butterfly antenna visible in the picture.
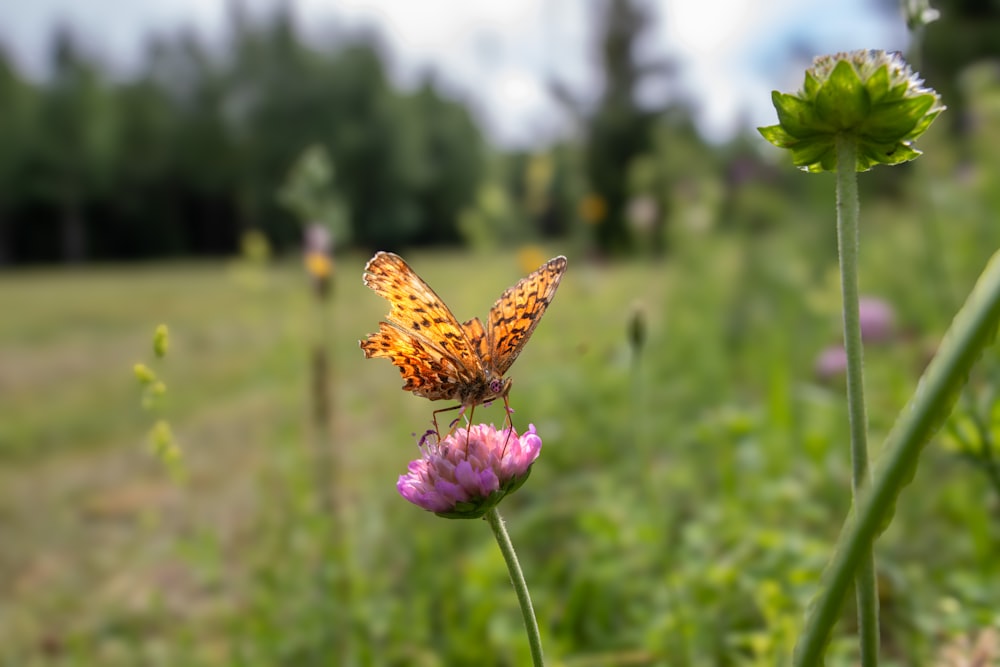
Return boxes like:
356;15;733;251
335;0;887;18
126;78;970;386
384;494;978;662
417;428;438;448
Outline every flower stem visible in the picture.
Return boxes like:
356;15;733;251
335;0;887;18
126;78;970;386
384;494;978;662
835;134;880;666
486;507;545;667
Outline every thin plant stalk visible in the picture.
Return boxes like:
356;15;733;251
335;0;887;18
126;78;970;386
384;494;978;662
835;134;880;666
311;289;335;513
628;307;646;455
310;273;352;664
760;50;947;666
486;507;545;667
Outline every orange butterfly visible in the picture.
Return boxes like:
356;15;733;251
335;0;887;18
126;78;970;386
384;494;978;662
360;251;567;434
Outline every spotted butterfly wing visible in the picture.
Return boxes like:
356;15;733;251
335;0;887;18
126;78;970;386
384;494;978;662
360;252;484;401
360;251;567;408
487;256;567;375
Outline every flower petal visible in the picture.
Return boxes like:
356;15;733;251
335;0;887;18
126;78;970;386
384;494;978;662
396;423;543;517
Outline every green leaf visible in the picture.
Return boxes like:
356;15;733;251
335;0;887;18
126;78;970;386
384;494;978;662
857;142;921;170
758;124;796;147
864;65;891;105
773;92;834;138
789;139;836;171
864;102;920;141
803;71;821;98
909;107;945;138
815;61;870;129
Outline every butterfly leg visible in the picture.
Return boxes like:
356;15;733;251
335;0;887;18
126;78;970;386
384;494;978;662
497;394;515;456
502;394;515;430
431;403;464;439
463;403;476;447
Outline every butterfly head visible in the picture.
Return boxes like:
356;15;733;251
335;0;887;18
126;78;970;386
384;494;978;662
462;372;512;407
489;376;512;400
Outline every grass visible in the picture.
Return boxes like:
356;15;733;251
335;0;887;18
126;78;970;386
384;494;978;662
1;228;999;665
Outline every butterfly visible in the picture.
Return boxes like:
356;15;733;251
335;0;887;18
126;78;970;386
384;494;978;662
360;251;567;434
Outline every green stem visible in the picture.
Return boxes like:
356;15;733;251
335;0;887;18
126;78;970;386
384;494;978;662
834;134;880;666
486;507;545;667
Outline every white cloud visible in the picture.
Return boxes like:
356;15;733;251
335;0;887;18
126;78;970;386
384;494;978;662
656;0;908;140
0;0;908;146
0;0;229;74
314;0;593;145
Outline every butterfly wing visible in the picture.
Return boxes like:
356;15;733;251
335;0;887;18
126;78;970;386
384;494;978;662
361;321;474;400
462;317;490;364
487;256;567;375
361;252;484;398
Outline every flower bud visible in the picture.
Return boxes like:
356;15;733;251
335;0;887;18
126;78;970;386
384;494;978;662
759;50;944;172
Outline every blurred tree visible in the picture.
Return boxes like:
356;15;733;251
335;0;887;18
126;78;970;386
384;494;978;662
551;0;677;256
107;42;183;258
498;146;580;243
545;143;587;242
30;27;116;262
159;30;241;256
458;182;522;252
626;110;709;253
405;76;485;246
278;144;349;246
227;3;319;248
0;47;35;265
322;43;423;249
921;0;1000;137
0;6;487;263
585;0;657;255
224;7;485;251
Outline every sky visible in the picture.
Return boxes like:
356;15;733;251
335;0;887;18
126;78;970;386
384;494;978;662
0;0;910;147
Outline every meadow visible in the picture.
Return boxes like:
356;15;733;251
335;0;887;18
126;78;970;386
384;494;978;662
2;160;1000;667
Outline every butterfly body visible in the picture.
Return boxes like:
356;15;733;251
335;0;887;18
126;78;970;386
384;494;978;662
360;252;566;413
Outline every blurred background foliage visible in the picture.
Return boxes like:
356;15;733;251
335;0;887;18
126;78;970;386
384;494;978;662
0;0;989;266
4;0;1000;665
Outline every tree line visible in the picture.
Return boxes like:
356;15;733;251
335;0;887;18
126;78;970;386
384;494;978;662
2;0;990;265
0;7;495;265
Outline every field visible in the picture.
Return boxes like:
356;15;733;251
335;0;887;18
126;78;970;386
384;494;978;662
2;218;1000;665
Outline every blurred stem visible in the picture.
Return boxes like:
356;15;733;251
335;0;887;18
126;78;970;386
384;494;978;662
309;274;352;662
630;346;642;452
311;277;336;515
486;508;545;667
966;396;1000;497
834;134;880;667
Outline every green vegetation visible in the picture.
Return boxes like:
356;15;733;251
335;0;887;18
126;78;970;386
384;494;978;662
3;162;1000;663
3;2;1000;665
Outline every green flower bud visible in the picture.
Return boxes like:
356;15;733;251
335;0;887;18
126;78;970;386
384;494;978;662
153;324;169;358
149;420;182;463
758;50;944;172
627;304;647;357
134;363;157;385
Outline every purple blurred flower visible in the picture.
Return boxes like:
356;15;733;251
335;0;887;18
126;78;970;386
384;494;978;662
815;345;848;380
858;296;895;343
397;423;542;519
